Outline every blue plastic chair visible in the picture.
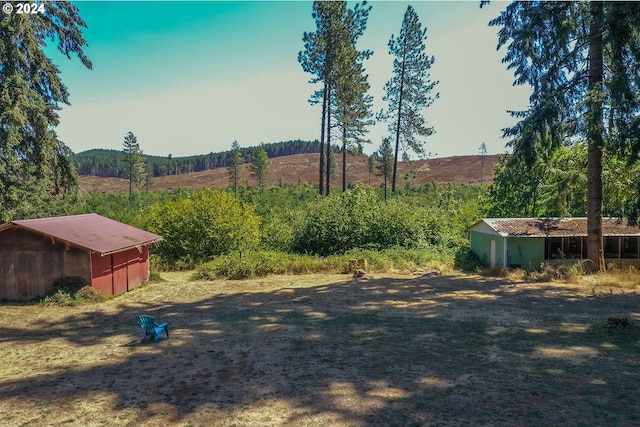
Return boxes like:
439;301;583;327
139;315;169;343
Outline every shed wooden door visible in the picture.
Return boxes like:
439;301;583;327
112;251;128;295
126;247;144;291
91;253;113;297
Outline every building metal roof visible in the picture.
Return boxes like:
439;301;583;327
0;213;163;255
472;218;640;238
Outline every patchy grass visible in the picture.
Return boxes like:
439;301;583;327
0;271;639;426
194;249;454;280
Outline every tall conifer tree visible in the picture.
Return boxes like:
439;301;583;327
0;1;91;220
122;131;145;199
299;1;372;196
227;140;243;198
376;137;394;201
487;1;640;271
250;144;270;191
380;6;439;194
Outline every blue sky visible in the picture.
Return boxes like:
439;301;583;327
50;1;530;158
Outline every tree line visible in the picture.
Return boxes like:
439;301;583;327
73;139;331;178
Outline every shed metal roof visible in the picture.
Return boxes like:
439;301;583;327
0;213;163;255
472;218;640;237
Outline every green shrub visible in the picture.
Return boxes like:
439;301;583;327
291;187;458;256
194;251;288;280
41;289;76;306
141;188;261;267
453;247;482;271
260;209;299;251
292;187;380;255
41;277;106;306
51;275;88;294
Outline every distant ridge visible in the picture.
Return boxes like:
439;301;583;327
73;139;326;178
78;152;500;194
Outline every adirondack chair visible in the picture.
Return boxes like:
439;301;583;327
139;315;169;343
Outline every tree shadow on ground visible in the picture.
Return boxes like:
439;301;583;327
0;273;639;426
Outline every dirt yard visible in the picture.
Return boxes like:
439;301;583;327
0;272;638;426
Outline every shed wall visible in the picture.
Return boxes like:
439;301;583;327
128;246;149;291
470;231;505;267
90;246;150;297
0;228;90;300
505;237;545;271
113;251;129;295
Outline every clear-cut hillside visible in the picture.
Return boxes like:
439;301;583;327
78;153;500;193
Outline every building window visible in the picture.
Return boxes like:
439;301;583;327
604;237;620;259
566;236;585;259
622;236;639;259
545;237;564;259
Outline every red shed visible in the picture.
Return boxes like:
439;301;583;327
0;214;163;300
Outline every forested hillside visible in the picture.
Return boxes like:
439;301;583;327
73;139;326;178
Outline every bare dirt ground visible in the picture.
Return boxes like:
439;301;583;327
1;272;639;427
78;154;500;194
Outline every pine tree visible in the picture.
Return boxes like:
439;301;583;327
479;142;488;185
376;137;394;201
300;2;341;195
333;3;373;192
328;147;338;181
487;1;640;271
380;5;439;194
122;131;145;199
0;2;91;220
367;155;375;186
299;1;372;196
250;144;270;191
335;63;374;191
144;163;154;192
227;140;243;197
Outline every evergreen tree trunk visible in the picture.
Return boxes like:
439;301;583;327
342;122;347;192
326;90;332;196
587;0;605;272
392;60;406;194
383;169;388;201
319;85;327;195
234;168;238;198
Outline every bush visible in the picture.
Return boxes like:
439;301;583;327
454;247;482;272
141;188;261;267
51;275;88;294
41;277;106;306
292;188;380;255
260;209;299;252
291;187;460;256
372;200;433;249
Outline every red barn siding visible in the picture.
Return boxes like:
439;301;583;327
112;251;129;296
124;247;150;291
89;247;151;297
91;253;114;297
